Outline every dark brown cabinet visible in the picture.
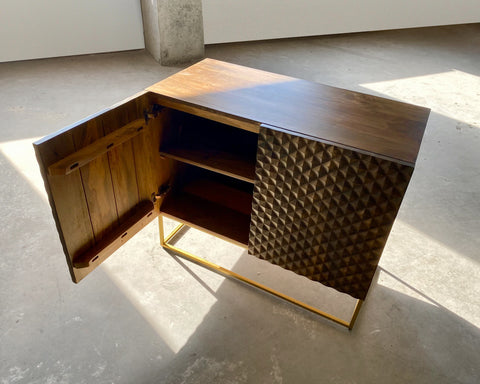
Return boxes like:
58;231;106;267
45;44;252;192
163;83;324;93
34;59;429;327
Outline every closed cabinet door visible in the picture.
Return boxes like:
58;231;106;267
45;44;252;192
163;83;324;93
249;125;414;300
34;92;173;283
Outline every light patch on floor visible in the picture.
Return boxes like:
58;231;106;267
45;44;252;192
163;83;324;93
0;137;46;201
380;219;480;328
386;219;480;328
100;218;247;354
360;69;480;329
361;69;480;126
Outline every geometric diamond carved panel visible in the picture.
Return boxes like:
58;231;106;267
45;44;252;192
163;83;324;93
248;126;413;300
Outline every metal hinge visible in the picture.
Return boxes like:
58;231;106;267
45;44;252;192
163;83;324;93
144;104;163;124
151;183;171;203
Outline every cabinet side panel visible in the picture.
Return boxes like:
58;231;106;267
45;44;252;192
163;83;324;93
249;126;414;300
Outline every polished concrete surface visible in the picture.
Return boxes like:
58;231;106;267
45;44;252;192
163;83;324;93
1;24;479;383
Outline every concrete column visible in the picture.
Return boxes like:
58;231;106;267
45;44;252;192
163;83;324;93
140;0;204;66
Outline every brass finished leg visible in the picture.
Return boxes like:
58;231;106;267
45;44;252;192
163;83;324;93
158;215;363;330
348;299;363;330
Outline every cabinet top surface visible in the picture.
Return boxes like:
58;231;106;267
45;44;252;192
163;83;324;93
147;58;430;165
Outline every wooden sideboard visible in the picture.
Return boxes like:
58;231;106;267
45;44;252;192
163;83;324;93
34;59;430;325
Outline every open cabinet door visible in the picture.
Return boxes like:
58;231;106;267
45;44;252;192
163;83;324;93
33;92;173;283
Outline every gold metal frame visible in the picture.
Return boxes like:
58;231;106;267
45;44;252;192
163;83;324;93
159;215;363;330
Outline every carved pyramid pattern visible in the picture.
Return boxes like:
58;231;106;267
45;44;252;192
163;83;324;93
248;127;413;300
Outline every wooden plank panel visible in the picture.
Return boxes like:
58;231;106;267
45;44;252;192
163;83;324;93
47;117;147;176
148;93;260;134
73;118;118;242
132;95;174;208
73;201;157;268
101;99;140;221
34;92;159;283
33;129;95;283
147;58;430;165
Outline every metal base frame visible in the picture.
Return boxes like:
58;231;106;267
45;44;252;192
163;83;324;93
159;215;363;330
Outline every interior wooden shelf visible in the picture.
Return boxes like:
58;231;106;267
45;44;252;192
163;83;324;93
161;178;252;247
160;108;258;184
160;145;256;183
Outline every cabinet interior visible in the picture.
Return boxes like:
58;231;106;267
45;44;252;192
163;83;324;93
159;108;257;247
159;109;258;183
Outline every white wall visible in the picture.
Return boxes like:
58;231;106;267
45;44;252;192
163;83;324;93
2;1;479;62
0;0;145;63
202;0;480;44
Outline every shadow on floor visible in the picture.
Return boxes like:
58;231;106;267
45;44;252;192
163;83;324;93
143;245;480;384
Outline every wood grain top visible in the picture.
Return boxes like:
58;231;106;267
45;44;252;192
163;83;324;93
147;58;430;165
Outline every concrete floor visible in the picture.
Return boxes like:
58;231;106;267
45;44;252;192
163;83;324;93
1;24;479;383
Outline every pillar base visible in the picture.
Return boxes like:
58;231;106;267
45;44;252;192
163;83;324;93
141;0;204;66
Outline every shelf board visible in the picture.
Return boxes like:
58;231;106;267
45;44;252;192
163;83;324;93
161;191;251;247
182;178;252;216
160;145;256;183
48;116;153;176
72;200;157;268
